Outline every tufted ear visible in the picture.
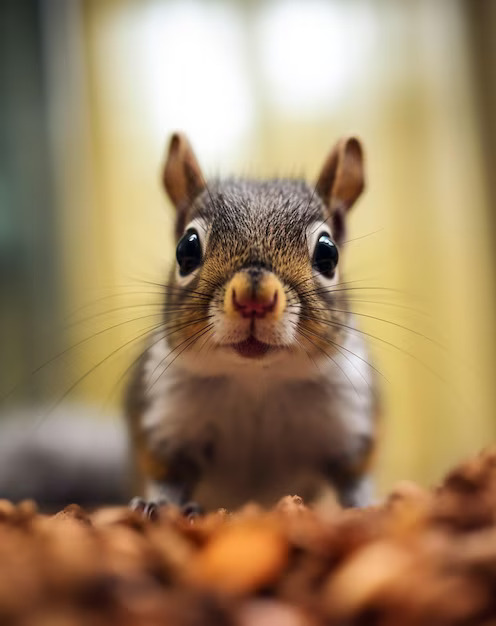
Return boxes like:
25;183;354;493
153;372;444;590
162;132;205;211
316;137;365;242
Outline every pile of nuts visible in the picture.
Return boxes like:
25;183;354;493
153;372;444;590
2;448;496;625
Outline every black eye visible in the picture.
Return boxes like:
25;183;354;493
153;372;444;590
176;228;202;276
313;233;339;277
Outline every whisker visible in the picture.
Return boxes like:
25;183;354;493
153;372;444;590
291;276;428;315
299;312;447;386
330;298;430;317
196;168;218;222
0;313;164;404
197;275;224;291
289;298;429;317
164;283;210;294
291;320;388;385
297;284;407;300
200;329;218;360
147;323;214;392
290;275;390;297
342;308;440;346
65;303;164;328
87;282;165;294
64;290;163;322
129;277;212;301
31;313;216;427
290;306;441;348
66;296;211;329
99;326;179;415
342;228;384;244
146;316;214;387
197;327;216;356
127;277;167;289
163;306;210;315
292;323;373;389
309;214;330;236
164;284;212;300
293;334;323;377
294;325;361;398
32;318;169;429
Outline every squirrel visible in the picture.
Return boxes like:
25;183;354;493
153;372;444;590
125;133;379;515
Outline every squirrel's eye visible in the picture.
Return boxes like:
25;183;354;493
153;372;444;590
176;229;202;276
313;233;339;278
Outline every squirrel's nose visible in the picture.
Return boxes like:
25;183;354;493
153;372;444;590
232;289;277;319
224;270;286;321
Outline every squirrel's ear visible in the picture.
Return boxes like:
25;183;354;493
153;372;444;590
162;133;205;210
316;137;365;214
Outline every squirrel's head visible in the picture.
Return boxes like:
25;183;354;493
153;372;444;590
160;133;365;379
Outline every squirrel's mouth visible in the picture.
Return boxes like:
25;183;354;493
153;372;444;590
231;336;272;359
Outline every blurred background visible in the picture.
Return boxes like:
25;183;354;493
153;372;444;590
1;0;495;507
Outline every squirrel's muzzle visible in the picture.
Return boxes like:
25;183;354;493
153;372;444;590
224;270;286;321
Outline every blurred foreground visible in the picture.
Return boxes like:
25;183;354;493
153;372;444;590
1;448;496;624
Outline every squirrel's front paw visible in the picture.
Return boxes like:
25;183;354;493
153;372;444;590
129;497;203;520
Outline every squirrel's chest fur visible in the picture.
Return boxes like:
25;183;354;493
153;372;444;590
137;320;376;510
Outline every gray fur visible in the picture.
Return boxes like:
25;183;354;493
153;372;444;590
128;176;379;510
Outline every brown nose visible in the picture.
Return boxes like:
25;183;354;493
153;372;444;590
232;289;277;319
224;270;286;320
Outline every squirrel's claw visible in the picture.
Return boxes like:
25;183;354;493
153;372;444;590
129;497;164;521
181;501;204;518
129;496;203;520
